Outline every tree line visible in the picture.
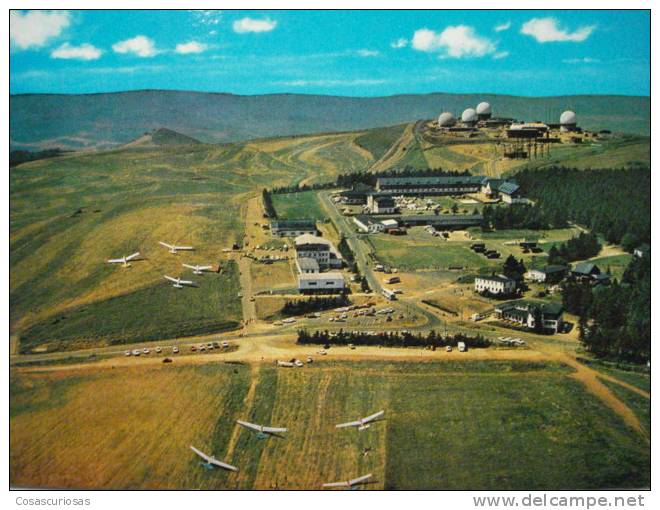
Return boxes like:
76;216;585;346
481;203;560;231
267;167;472;194
337;235;370;292
297;329;491;349
515;166;650;246
262;189;277;218
563;254;650;363
281;295;350;317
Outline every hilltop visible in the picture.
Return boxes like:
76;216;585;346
123;127;202;148
10;90;650;151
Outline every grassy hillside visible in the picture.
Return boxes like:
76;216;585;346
9;130;378;349
10;360;650;489
19;261;242;353
10;90;649;150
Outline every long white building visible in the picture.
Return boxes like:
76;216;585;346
298;272;346;294
474;275;516;295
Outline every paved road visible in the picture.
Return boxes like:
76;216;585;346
318;191;382;295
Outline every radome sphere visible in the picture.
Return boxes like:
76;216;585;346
437;112;457;127
461;108;478;123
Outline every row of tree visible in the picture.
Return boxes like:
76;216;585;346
281;296;350;317
515;166;650;246
337;235;370;292
262;189;277;218
547;232;602;265
268;167;472;194
297;328;491;348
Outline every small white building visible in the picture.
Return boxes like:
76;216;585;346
381;219;399;229
474;275;516;295
526;265;568;284
298;272;346;294
353;216;386;233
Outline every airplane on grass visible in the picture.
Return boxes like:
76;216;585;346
107;252;140;268
190;446;238;472
336;410;385;431
237;420;288;438
323;474;373;489
159;241;194;254
183;263;213;275
164;275;196;288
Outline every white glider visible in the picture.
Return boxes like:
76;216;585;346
323;473;373;488
336;410;385;431
107;252;140;267
183;263;213;275
190;445;238;472
159;241;194;254
164;275;195;288
236;420;288;435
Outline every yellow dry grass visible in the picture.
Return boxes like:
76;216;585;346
10;364;249;489
13;202;235;331
251;262;297;293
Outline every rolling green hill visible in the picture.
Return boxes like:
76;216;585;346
10;90;650;151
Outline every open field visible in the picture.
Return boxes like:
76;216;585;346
10;359;650;490
271;191;327;221
366;227;581;272
587;254;633;281
600;381;650;436
18;261;242;353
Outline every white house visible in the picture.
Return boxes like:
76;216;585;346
294;234;343;269
474;275;516;295
526;265;568;284
381;219;399;229
298;272;346;294
494;300;564;333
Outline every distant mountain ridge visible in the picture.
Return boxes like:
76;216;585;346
10;90;650;151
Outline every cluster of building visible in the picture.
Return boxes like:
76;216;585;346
473;262;612;335
353;214;483;234
475;262;610;297
339;175;523;209
269;220;347;294
436;101;582;138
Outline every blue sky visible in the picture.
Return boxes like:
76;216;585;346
10;10;650;96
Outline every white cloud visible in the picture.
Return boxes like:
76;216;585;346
112;35;158;57
10;10;70;49
494;21;511;32
521;17;595;43
51;42;102;60
412;25;496;58
390;38;408;49
232;17;277;33
562;57;600;64
492;51;510;60
175;41;208;54
356;49;380;57
191;10;222;26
